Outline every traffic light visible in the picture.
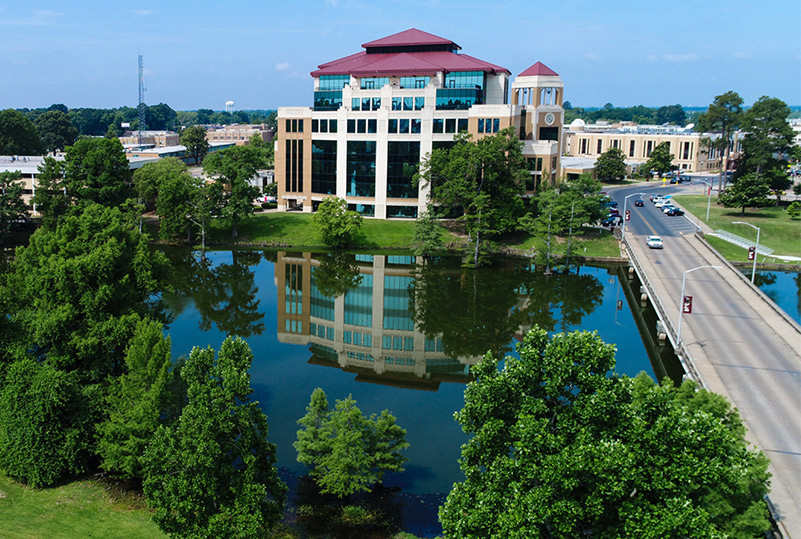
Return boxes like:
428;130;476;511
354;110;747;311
682;295;693;314
748;246;756;261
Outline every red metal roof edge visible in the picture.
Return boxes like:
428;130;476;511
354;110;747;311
519;61;559;77
361;28;458;49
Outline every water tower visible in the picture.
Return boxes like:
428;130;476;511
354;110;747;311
225;100;235;113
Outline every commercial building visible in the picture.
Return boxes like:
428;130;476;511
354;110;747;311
205;123;274;144
118;130;180;148
276;28;565;218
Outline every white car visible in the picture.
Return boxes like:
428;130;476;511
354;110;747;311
662;205;677;213
655;199;672;208
646;236;663;249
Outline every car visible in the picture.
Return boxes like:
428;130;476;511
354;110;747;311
651;195;665;204
655;199;672;208
666;208;685;216
601;215;623;227
608;208;620;215
646;236;663;249
662;205;677;213
634;199;644;207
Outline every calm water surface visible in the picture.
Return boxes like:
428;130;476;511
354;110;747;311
750;269;801;324
161;249;659;535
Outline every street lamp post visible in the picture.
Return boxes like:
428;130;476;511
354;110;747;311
676;265;721;347
733;221;761;284
621;192;646;242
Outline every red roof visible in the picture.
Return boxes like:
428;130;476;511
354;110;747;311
362;28;458;49
519;61;558;77
312;30;509;77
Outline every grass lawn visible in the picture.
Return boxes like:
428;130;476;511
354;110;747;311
499;227;621;258
672;195;801;261
207;211;458;250
0;473;164;539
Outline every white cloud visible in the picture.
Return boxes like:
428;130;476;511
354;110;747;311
275;62;290;72
662;53;699;63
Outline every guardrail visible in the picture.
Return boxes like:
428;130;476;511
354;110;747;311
712;230;774;255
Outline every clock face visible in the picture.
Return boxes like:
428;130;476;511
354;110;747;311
544;113;555;126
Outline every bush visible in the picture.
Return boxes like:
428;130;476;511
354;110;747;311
313;197;363;248
787;201;801;219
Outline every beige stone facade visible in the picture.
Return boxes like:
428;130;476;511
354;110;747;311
118;131;179;148
205;123;275;145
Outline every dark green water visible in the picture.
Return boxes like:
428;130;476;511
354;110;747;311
160;249;670;536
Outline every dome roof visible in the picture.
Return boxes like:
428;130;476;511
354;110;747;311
570;118;586;130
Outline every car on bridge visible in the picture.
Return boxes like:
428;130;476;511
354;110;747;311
646;236;663;249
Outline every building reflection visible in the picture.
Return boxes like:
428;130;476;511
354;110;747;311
275;252;479;390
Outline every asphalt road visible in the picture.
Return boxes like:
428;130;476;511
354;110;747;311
607;182;801;537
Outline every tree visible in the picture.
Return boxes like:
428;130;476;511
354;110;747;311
31;157;69;230
417;128;527;267
313;196;363;248
97;318;174;479
143;337;286;538
64;137;133;208
440;327;770;538
145;103;177;131
134;158;197;240
34;110;78;153
202;145;265;238
412;205;444;259
737;96;794;201
295;389;409;498
6;204;169;381
787;201;801;219
594;147;627;182
0;359;97;487
248;133;274;166
0;109;43;155
311;252;363;298
0;171;28;241
643;141;674;176
187;180;223;253
655;104;686;125
180;125;210;165
696;91;743;191
718;173;771;214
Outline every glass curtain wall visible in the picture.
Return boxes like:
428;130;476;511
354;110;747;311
347;141;377;197
386;141;420;198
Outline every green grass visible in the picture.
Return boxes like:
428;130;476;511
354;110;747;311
0;473;165;539
499;227;622;258
672;195;801;260
207;212;459;250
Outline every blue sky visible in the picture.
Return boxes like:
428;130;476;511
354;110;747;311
1;1;799;111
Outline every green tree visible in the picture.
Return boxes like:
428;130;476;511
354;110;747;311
737;96;794;201
312;252;363;298
295;389;409;498
440;327;770;538
594;147;627;182
412;205;444;259
696;91;743;191
145;103;177;131
417;128;527;267
248;133;274;166
0;109;43;155
0;171;28;241
34;110;78;153
187;180;223;253
0;359;98;487
313;196;363;248
202;145;264;238
787;201;801;219
143;337;286;538
6;204;168;381
97;318;174;479
718;172;771;214
31;157;69;230
134;158;197;240
180;125;210;165
64;137;133;208
655;104;687;125
643;141;674;176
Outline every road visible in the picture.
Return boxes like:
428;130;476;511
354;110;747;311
607;181;801;537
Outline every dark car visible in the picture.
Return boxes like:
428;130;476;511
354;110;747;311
634;199;644;207
666;208;685;216
601;215;623;227
608;208;620;215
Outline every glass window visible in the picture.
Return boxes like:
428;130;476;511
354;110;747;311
320;119;328;133
292;119;298;132
433;119;444;133
352;98;361;111
386;141;420;198
400;119;409;133
286;119;291;132
346;141;376;197
458;118;468;132
444;71;485;90
403;97;413;111
389;119;398;133
362;97;371;111
400;76;430;89
383;335;392;349
353;332;361;346
318;75;349;90
404;337;414;351
478;119;484;133
326;327;334;341
372;97;381;110
493;118;500;133
393;336;403;350
411;119;421;134
298;120;303;133
312;119;319;132
368;119;377;134
415;97;425;110
445;118;456;133
314;90;343;111
357;119;366;133
347;119;356;133
343;331;352;344
329;119;337;133
392;97;402;111
311;140;337;194
363;334;372;347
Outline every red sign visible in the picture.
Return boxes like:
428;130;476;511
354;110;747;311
747;246;756;261
682;295;693;314
625;210;631;221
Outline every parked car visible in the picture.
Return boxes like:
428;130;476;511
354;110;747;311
634;199;644;207
666;208;685;216
655;199;672;208
602;215;623;227
608;208;620;215
646;235;663;249
651;195;665;204
662;205;677;213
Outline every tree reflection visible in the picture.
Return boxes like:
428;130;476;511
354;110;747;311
161;248;265;337
311;252;363;298
411;258;605;359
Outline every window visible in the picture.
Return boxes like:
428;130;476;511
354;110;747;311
357;119;366;133
311;140;337;194
347;119;356;133
352;98;361;111
386;206;418;218
629;140;636;157
458;118;468;132
403;97;413;111
539;127;558;141
386;141;420;198
285;139;304;192
360;77;388;89
411;119;421;134
445;118;456;133
433;119;444;133
597;139;603;154
314;91;343;111
362;98;371;111
312;119;318;132
329;119;337;133
399;119;410;133
436;88;482;110
415;97;425;110
478;118;484;132
318;75;349;90
389;119;398;133
400;76;430;89
373;97;381;110
392;97;402;111
346;141;376;197
444;71;484;89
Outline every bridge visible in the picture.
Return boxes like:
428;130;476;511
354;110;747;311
612;183;801;538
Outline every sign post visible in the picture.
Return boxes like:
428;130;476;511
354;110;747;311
682;295;693;314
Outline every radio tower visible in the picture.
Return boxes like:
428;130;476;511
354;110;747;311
138;53;147;143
